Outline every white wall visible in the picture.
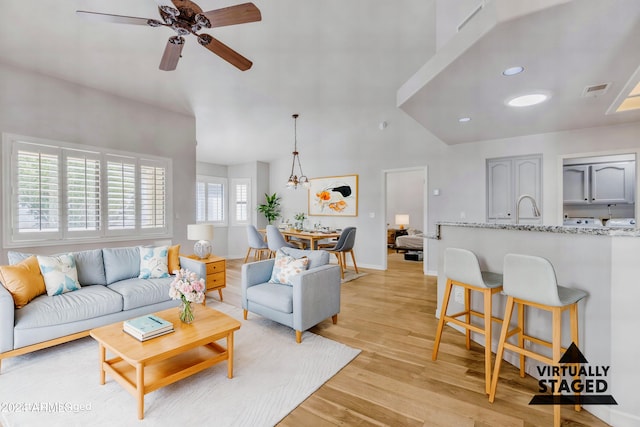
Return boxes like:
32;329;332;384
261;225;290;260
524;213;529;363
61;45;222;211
0;62;197;261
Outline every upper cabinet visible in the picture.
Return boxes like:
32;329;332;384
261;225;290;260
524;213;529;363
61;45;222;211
487;155;542;223
563;161;635;205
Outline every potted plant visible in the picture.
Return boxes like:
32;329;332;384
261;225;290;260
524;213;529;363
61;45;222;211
257;193;281;224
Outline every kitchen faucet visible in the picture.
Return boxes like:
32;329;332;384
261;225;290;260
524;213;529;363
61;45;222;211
515;194;541;224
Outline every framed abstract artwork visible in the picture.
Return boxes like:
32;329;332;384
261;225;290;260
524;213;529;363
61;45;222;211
308;175;358;217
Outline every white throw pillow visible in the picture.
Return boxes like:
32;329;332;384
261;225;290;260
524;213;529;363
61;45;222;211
37;254;81;296
138;246;170;279
268;249;310;286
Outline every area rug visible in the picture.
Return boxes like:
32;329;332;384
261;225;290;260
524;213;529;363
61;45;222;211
341;271;367;283
0;302;360;427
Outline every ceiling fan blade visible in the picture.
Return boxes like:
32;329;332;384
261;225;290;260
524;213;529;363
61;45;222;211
200;3;261;28
198;34;252;71
159;36;185;71
76;10;156;26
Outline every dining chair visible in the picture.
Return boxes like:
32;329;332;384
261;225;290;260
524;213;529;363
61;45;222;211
244;225;270;263
325;227;358;279
266;225;297;257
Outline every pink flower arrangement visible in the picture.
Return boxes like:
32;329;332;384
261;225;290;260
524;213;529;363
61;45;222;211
169;269;206;304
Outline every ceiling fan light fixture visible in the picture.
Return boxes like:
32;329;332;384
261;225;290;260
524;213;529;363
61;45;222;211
286;114;309;190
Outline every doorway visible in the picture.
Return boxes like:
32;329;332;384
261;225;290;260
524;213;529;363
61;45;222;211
383;167;428;273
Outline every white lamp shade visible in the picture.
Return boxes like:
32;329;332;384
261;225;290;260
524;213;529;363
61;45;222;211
187;224;214;241
395;214;410;227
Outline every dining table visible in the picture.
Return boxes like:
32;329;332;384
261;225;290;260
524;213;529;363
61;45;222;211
261;228;342;250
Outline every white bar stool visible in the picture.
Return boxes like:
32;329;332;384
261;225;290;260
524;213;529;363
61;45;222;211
432;247;503;394
489;254;588;427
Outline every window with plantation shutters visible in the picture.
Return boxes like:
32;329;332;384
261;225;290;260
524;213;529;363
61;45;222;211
14;143;60;235
3;133;172;247
195;176;226;225
140;161;166;230
231;178;251;225
66;153;100;233
106;156;136;231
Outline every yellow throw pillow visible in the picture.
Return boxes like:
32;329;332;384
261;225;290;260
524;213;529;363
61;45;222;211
168;244;181;274
0;256;47;308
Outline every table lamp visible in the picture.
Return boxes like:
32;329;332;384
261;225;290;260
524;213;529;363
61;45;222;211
395;214;410;230
187;224;214;259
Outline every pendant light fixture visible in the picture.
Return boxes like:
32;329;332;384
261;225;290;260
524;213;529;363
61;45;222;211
286;113;310;189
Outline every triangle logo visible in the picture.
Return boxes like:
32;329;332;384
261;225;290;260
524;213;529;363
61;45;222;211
558;342;589;364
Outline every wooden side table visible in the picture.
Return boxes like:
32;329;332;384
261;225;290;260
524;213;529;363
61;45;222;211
185;255;226;303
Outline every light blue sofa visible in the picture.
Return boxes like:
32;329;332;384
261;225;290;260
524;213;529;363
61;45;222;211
0;246;205;372
241;247;341;343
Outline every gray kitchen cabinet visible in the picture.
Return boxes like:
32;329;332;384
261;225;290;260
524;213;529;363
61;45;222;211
487;155;542;223
563;161;635;205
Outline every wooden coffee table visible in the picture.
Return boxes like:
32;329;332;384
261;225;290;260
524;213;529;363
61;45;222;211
90;305;241;420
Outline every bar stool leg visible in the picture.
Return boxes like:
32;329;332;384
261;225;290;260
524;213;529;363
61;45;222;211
432;279;454;360
552;307;562;427
483;288;493;395
518;302;526;377
570;303;582;413
464;288;471;350
489;295;515;403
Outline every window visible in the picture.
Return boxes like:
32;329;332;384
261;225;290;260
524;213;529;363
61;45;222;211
231;178;251;225
196;176;226;225
2;134;172;247
66;152;100;234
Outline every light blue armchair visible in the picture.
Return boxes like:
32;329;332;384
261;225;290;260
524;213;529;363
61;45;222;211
241;247;341;343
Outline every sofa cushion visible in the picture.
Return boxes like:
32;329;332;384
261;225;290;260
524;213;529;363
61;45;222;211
73;249;107;286
107;277;172;311
0;256;46;308
7;251;31;265
138;246;170;279
269;249;310;286
14;285;123;329
168;244;181;274
37;254;81;296
246;283;293;314
103;247;140;284
279;247;329;269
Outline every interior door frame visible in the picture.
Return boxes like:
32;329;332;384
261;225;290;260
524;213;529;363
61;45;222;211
381;166;428;274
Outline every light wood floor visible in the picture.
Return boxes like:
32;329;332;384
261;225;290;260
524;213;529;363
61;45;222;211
223;253;609;427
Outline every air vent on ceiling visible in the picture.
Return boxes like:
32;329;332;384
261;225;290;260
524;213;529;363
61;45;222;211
457;3;484;32
582;83;610;98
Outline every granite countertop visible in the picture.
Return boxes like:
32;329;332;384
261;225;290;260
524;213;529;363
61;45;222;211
432;221;640;239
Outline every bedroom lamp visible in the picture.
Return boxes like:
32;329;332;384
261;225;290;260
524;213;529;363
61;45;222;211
187;224;214;259
395;214;410;230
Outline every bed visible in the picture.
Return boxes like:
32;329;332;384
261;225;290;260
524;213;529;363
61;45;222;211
394;229;424;251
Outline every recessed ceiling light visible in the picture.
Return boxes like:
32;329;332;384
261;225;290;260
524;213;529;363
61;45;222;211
502;66;524;76
507;93;549;107
458;117;471;122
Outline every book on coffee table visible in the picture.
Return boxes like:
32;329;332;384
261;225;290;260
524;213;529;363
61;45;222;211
124;326;174;341
123;314;174;341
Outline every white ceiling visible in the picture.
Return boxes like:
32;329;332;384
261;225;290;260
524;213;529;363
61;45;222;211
1;1;639;165
0;0;435;164
399;0;640;144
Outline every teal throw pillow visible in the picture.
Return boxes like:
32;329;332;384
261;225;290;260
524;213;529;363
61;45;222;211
268;249;310;286
138;246;170;279
37;254;81;296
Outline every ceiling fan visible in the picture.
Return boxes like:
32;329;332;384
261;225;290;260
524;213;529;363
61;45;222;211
76;0;261;71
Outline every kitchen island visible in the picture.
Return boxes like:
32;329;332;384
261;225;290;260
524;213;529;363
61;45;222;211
433;222;639;426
